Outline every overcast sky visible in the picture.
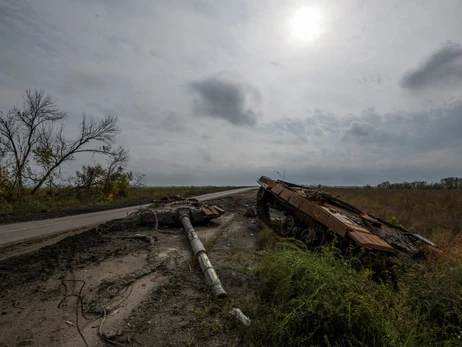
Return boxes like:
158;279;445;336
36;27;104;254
1;0;462;186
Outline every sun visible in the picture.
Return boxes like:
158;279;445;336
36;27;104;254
289;7;325;43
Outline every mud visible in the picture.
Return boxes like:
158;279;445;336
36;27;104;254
0;191;259;347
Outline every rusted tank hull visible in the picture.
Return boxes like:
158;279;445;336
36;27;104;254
256;176;435;257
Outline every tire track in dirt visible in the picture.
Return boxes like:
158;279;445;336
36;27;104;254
0;191;259;346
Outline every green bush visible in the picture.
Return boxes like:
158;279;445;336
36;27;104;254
244;241;460;347
13;197;51;214
0;197;13;214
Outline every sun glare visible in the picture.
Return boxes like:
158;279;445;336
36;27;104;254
289;7;325;43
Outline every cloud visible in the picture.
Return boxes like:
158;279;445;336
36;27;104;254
358;74;383;85
347;121;376;136
401;42;462;89
1;0;462;186
337;101;462;158
59;66;128;94
189;73;262;126
159;111;187;132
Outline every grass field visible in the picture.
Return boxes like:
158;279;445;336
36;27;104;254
325;188;462;243
238;188;462;346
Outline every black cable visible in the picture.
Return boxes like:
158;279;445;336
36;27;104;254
84;281;134;346
110;283;134;311
58;280;90;347
98;307;130;347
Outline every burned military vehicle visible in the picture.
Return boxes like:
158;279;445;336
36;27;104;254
144;198;227;298
256;176;436;258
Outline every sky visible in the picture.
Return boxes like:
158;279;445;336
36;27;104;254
1;0;462;186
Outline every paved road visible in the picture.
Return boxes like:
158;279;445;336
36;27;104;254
0;187;258;245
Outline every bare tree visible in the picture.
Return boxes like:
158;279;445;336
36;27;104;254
0;90;66;198
131;172;147;188
0;143;7;169
0;89;121;198
30;114;119;194
102;145;131;195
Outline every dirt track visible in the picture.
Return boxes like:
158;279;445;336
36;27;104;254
0;191;260;347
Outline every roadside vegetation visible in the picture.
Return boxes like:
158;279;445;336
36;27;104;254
240;234;462;346
0;186;243;216
0;89;242;216
234;188;462;346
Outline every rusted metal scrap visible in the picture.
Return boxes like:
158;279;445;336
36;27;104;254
144;198;224;226
256;176;436;258
144;197;227;298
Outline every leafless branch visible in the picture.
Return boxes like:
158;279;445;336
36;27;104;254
0;89;122;198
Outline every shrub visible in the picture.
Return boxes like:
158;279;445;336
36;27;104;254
243;240;462;346
0;197;13;214
249;243;425;346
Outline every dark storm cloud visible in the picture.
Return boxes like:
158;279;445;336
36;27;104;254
347;121;376;136
401;42;462;89
190;74;262;126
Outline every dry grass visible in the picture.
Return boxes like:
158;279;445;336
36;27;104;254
238;189;462;346
326;188;462;242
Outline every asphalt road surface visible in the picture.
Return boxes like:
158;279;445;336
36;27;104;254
0;187;258;245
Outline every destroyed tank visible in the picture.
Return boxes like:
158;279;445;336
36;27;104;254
256;176;436;258
148;197;224;226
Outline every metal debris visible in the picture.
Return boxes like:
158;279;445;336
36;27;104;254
229;308;251;326
148;197;227;298
244;208;256;217
256;176;436;258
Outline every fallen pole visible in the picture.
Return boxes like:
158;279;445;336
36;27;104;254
180;211;227;299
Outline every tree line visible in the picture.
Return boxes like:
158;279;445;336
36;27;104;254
0;89;145;204
375;177;462;190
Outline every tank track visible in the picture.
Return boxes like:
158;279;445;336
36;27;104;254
256;187;329;246
256;188;272;229
255;180;430;275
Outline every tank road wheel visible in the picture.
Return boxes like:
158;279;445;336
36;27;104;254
256;187;272;228
257;187;268;202
301;224;328;248
280;215;296;236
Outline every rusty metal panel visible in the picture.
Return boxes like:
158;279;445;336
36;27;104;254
272;185;283;195
279;187;292;201
203;207;215;216
259;176;276;188
346;224;371;234
312;206;330;225
299;199;315;215
255;175;437;256
288;193;304;209
326;216;349;237
322;207;354;224
348;231;394;253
